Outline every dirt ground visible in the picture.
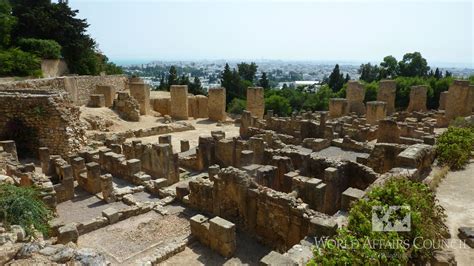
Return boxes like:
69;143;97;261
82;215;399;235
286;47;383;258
436;161;474;265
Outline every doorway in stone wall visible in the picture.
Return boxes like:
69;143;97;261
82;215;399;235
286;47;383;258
0;118;39;159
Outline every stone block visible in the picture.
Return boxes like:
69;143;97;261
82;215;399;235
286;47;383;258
208;87;226;121
170;85;188;120
329;98;349;118
260;251;297;266
341;187;365;211
95;84;116;107
102;207;120;224
366;101;387;125
88;94;105;107
407;85;427;112
377;80;396;115
247;87;265;119
129;81;150;115
346;81;365;114
308;217;338;238
57;223;78;244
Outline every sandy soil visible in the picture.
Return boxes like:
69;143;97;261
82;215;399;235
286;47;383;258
436;161;474;265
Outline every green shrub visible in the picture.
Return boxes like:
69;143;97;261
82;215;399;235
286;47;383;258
227;98;246;115
436;126;474;169
0;48;41;77
265;94;292;116
310;178;447;265
18;38;62;59
0;184;53;237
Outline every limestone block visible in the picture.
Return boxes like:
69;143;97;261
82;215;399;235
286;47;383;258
395;144;435;173
88;94;105;107
208;87;226;121
329;98;349;118
377;119;400;143
170;85;189;120
102;207;120;224
153;97;171;115
260;251;297;266
346;81;366;115
308;217;337;238
366;101;387;125
407;85;427;112
95;84;116;107
129;81;150;115
247;87;265;119
195;95;209;118
341;187;365;211
377;80;396;115
57;223;78;244
438;91;448;110
188;95;197;118
180;140;190;152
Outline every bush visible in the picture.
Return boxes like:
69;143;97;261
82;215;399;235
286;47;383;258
310;178;447;264
436;126;474;169
265;94;292;116
0;48;41;77
18;38;62;59
227;98;246;115
0;184;53;237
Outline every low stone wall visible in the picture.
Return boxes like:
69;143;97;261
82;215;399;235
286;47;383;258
190;214;236;257
0;75;128;106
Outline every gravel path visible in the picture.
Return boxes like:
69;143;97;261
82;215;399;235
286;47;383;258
436;162;474;265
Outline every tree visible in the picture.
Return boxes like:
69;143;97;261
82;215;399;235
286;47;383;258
237;62;257;82
358;63;380;83
398;52;430;77
0;0;16;48
328;64;345;92
17;38;61;59
167;66;178;87
220;63;233;91
179;74;190;86
0;48;41;76
344;73;351;83
258;72;270;89
434;68;442;79
265;95;291;116
157;75;167;91
445;70;452;78
189;76;206;95
379;55;398;79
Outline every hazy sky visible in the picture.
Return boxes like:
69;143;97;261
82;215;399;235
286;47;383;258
69;0;473;67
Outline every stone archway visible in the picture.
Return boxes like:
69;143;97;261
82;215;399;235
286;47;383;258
0;118;39;159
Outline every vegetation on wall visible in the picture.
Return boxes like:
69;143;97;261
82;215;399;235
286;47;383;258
0;184;53;237
309;178;447;265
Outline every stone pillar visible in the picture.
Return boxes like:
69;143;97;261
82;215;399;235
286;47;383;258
445;80;473;120
86;162;102;194
329;98;349;118
129;81;150;115
100;174;115;203
38;147;50;174
96;85;116;107
188;95;197;118
438;91;448;110
208;87;226;121
170;85;189;120
195;95;209;118
407;85;427;112
377;119;400;143
271;156;294;193
240;150;254;167
249;137;264;164
323;167;339;214
377;80;396;115
346;81;366;115
61;165;74;201
246;87;265;119
366;101;387;125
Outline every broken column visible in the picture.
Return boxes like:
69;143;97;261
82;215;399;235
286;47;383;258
195;95;209;118
329;98;349;118
346;81;366;115
407;85;427;112
445;80;473;120
246;87;265;119
170;85;189;120
377;80;396;115
38;147;50;174
208;87;226;121
366;101;387;125
100;174;115;203
85;162;102;194
129;81;150;115
438;91;448;110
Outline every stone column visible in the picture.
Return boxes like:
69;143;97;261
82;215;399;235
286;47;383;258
195;95;209;118
445;80;473;120
170;85;189;120
96;84;116;107
329;98;349;118
100;174;115;203
129;81;150;115
38;147;50;174
366;101;387;125
86;162;102;194
188;95;197;118
346;81;366;115
208;87;226;121
377;80;396;115
246;87;265;119
438;91;448;110
407;85;427;112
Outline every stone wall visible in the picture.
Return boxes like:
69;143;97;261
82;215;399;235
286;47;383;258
41;59;69;78
0;75;128;106
329;98;349;118
0;90;85;157
246;87;265;119
129;81;150;115
113;92;140;121
190;214;236;257
366;101;387;125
